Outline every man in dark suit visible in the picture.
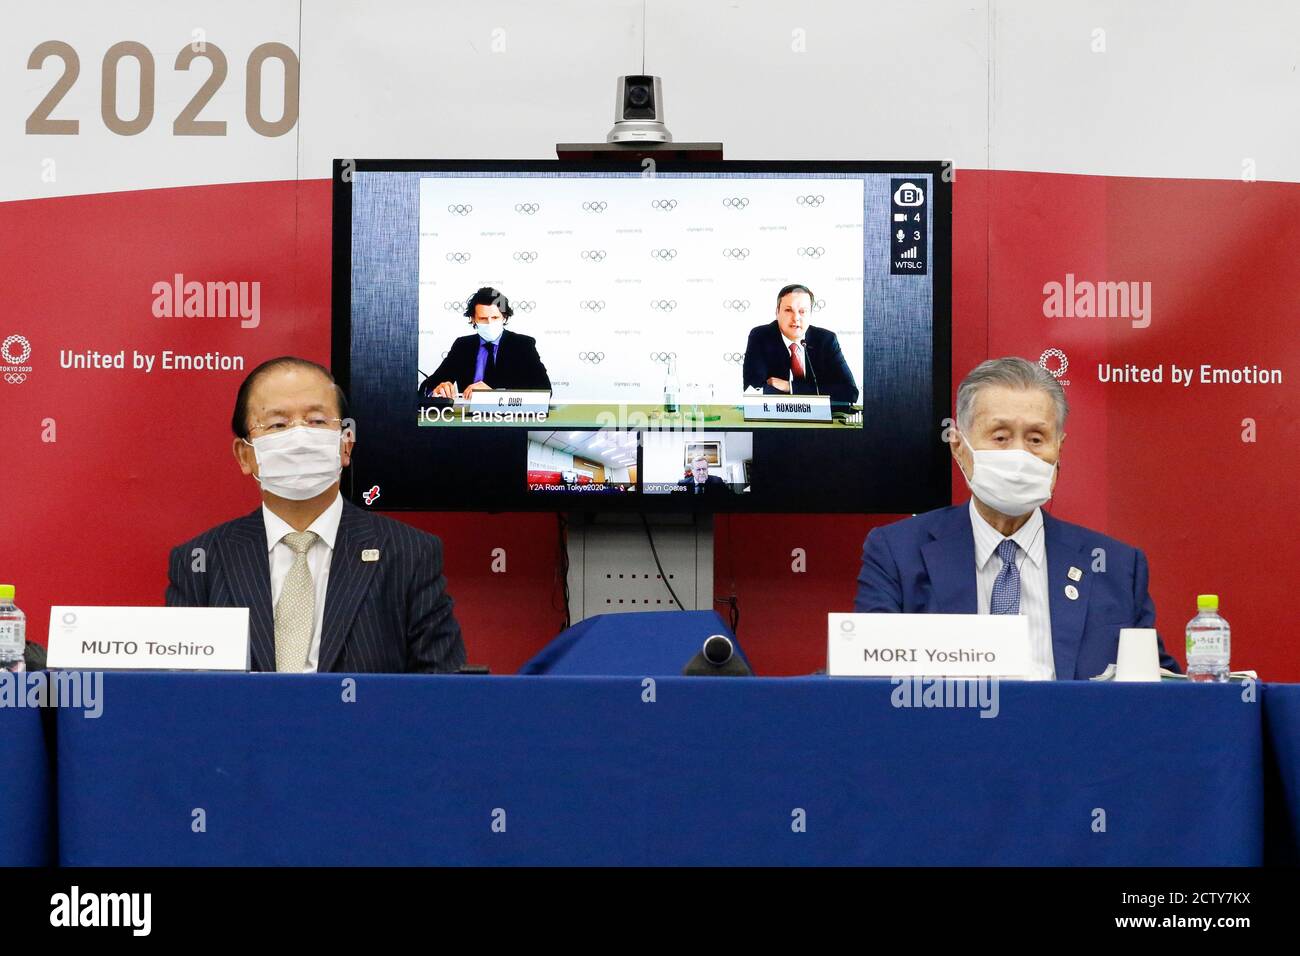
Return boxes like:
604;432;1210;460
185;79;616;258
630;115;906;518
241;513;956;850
854;356;1179;680
167;356;466;673
676;456;732;496
419;286;550;400
742;283;859;405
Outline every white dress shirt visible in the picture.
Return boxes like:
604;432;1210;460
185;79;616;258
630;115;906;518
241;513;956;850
262;493;343;673
968;498;1055;680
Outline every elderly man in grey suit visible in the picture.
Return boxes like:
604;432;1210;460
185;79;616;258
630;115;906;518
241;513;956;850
166;356;466;673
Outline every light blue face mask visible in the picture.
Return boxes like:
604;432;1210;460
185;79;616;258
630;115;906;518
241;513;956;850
476;319;505;344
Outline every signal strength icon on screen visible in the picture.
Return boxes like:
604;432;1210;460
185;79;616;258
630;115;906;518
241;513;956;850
898;246;918;259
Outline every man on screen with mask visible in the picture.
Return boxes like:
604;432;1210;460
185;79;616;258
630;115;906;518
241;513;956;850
420;286;551;400
853;356;1179;680
166;356;467;673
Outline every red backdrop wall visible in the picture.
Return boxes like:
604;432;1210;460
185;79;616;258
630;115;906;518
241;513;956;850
3;169;1296;678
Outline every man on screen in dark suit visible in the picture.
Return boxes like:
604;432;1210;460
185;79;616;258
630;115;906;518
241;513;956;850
676;456;732;496
419;286;551;400
742;283;859;405
167;356;467;673
853;356;1179;681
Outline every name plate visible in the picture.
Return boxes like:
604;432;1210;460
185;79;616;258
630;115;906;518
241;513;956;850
47;606;250;671
827;612;1030;677
742;394;832;422
466;389;552;415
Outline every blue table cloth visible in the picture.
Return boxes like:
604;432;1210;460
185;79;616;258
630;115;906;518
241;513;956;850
56;674;1262;866
0;697;53;866
1263;682;1300;864
519;610;747;675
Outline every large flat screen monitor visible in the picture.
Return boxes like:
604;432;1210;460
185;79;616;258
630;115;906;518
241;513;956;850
333;159;950;513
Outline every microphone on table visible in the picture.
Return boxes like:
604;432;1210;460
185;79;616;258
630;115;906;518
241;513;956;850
682;634;753;676
24;641;46;671
803;343;820;395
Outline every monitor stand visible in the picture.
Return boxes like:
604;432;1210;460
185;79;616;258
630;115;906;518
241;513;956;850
564;513;713;624
553;141;724;626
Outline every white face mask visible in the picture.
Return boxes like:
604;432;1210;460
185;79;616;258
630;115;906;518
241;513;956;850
959;434;1056;517
244;426;342;501
476;319;505;344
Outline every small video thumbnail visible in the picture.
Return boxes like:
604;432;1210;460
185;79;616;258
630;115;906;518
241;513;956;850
526;430;638;494
641;432;752;496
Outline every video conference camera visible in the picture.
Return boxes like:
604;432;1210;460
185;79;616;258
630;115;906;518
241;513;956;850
607;75;672;144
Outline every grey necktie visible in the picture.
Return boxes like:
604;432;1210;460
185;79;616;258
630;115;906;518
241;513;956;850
274;530;318;672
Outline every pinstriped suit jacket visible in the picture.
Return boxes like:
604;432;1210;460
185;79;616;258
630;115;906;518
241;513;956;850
166;501;466;673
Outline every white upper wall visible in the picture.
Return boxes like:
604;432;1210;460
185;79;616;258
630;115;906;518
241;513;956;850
2;0;1296;202
989;0;1299;183
1;0;300;201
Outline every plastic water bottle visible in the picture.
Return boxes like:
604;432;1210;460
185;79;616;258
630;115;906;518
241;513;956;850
0;584;25;671
662;356;679;414
1185;594;1230;682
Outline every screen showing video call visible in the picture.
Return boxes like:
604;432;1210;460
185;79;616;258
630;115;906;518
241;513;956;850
334;160;951;513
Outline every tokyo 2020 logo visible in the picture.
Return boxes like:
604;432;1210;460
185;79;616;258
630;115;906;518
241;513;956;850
1;334;32;384
1039;348;1069;382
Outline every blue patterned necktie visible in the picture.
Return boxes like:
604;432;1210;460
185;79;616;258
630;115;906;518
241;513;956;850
990;538;1021;615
